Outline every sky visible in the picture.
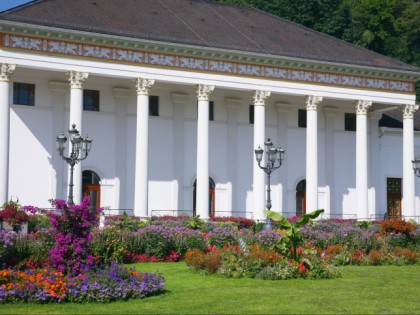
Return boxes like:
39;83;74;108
0;0;33;12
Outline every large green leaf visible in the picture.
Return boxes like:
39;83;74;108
295;209;325;227
264;210;292;228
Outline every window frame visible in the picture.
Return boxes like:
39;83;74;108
298;109;307;128
344;113;357;131
149;95;159;117
13;82;35;106
83;89;100;112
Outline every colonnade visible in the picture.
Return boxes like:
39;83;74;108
0;64;418;220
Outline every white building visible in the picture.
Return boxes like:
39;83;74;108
0;0;419;221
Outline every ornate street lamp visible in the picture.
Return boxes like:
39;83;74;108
254;138;285;230
412;155;420;177
57;124;92;205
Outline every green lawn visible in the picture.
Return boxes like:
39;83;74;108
1;263;419;314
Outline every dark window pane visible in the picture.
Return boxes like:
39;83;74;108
345;113;356;131
249;105;254;124
13;82;35;106
298;109;307;128
149;95;159;116
209;101;214;121
83;90;100;111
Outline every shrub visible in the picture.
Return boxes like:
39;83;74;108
210;216;255;230
47;198;100;275
254;230;283;250
207;225;238;248
380;219;415;235
0;199;29;227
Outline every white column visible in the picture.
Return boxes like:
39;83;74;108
0;64;15;205
306;95;323;213
356;100;372;220
401;104;418;220
134;78;154;218
253;90;270;221
68;71;88;204
226;98;241;215
113;88;131;210
369;112;382;219
196;84;214;219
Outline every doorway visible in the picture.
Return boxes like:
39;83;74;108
387;177;402;219
193;178;215;217
296;179;306;216
82;170;101;213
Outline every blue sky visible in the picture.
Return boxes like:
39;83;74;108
0;0;32;12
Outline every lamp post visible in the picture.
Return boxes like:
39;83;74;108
56;124;92;205
412;155;420;177
254;138;285;230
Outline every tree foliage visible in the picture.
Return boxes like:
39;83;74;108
214;0;420;100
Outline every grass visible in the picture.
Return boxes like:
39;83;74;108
1;263;419;314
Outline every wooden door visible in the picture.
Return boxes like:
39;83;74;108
387;178;402;219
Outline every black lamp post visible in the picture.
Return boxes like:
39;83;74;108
255;138;285;230
57;124;92;205
412;155;420;177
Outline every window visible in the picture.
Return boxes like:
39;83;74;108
345;113;356;131
149;95;159;116
83;90;100;111
298;109;307;128
249;105;254;124
13;82;35;106
209;101;214;121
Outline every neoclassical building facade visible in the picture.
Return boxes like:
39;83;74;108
0;0;419;221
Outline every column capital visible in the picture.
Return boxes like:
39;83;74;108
369;111;383;121
68;71;88;89
134;78;155;95
305;95;323;111
113;87;131;99
225;97;241;109
400;104;419;119
171;93;189;105
0;64;16;82
196;84;215;101
253;90;270;106
355;100;372;115
49;81;68;93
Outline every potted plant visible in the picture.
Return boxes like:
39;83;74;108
0;199;29;233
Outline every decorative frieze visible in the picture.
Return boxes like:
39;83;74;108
355;100;373;115
400;104;419;119
134;78;155;96
306;95;323;111
1;33;416;93
197;84;214;101
0;63;15;82
253;90;271;106
68;71;88;89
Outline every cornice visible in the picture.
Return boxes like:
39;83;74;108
0;21;418;90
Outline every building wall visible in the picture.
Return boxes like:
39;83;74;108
7;68;419;219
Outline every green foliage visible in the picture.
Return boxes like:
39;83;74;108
264;209;324;260
187;215;204;230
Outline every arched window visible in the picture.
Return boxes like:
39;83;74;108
82;170;101;212
193;178;215;217
296;179;306;216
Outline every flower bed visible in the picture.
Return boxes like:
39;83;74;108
0;263;165;303
0;198;166;304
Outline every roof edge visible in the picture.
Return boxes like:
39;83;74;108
1;20;419;83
